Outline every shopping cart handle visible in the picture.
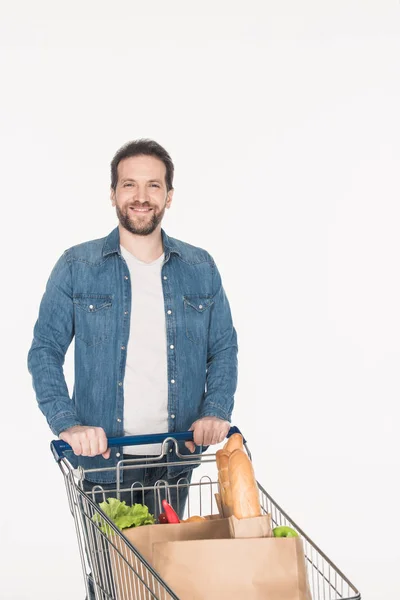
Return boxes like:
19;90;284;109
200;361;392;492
226;426;245;441
50;426;245;462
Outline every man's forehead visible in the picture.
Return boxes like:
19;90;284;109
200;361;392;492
118;155;166;176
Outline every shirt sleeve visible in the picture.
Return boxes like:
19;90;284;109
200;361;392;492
27;251;81;436
200;258;238;422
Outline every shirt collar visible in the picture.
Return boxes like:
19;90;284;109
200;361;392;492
102;227;181;258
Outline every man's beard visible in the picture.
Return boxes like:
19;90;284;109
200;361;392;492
116;202;166;236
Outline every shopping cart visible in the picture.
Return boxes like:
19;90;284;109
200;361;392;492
51;428;361;600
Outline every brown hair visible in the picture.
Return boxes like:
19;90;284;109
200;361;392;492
110;138;174;191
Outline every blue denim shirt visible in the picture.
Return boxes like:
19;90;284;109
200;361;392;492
28;227;238;483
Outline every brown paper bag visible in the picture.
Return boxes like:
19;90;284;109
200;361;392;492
153;537;312;600
228;514;272;538
109;518;230;600
204;513;223;520
123;517;229;564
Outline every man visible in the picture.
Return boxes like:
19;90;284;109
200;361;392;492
28;138;238;518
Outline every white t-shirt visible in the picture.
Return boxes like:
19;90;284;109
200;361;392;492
120;245;169;455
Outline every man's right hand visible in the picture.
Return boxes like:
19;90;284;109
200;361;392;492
59;425;111;459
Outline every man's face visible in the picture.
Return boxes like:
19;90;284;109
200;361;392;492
111;155;173;236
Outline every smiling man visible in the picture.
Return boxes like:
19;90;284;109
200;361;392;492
27;139;238;516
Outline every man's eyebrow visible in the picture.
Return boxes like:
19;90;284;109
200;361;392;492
121;178;163;183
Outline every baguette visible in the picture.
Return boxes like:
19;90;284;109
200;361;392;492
228;449;261;519
216;449;233;509
223;433;244;454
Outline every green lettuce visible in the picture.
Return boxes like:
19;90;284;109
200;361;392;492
94;497;155;534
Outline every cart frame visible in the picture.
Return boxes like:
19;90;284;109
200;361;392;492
52;429;361;600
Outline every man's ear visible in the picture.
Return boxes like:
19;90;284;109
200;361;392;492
110;188;116;207
166;189;174;209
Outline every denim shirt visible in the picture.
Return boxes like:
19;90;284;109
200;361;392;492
27;227;238;483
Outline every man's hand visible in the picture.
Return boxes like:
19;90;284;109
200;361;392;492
59;425;111;459
185;417;230;453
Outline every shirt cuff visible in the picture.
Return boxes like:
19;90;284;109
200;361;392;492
49;412;82;437
199;403;231;422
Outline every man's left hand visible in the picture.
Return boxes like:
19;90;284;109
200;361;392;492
185;417;230;453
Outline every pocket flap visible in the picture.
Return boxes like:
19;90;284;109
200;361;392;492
183;295;214;313
73;293;113;312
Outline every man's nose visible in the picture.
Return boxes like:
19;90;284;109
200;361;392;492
134;186;149;202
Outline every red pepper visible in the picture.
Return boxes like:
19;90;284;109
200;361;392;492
161;499;180;524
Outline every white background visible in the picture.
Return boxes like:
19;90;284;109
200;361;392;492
1;1;399;598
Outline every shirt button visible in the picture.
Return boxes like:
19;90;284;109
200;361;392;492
171;414;175;419
163;276;168;280
118;382;123;386
199;305;203;309
89;304;94;310
121;346;126;350
170;345;174;350
116;452;121;458
117;418;122;422
167;310;172;315
124;276;129;280
124;311;129;315
169;448;173;453
171;379;175;384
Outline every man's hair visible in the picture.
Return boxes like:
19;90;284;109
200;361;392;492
110;138;174;192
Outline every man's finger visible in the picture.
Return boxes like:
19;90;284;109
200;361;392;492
219;424;230;444
80;436;90;456
212;425;221;445
90;438;100;457
71;437;82;456
211;431;220;445
185;441;195;453
102;448;111;459
202;425;214;446
217;431;227;444
185;423;196;453
207;432;216;446
193;423;205;446
87;428;99;457
98;430;108;456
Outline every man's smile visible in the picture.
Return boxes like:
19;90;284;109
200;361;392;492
129;206;153;214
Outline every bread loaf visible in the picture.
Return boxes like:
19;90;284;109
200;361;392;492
228;449;261;519
216;449;229;471
182;516;206;523
223;433;244;454
216;449;233;509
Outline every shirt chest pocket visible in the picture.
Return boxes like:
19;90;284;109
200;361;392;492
73;294;113;347
183;295;214;344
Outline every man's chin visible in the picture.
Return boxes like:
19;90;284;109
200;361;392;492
120;219;159;236
116;205;164;236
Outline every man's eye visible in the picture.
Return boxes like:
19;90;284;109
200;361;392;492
124;183;133;187
151;184;160;188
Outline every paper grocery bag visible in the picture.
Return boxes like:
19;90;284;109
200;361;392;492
228;514;272;538
153;537;312;600
109;518;230;600
123;517;229;563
